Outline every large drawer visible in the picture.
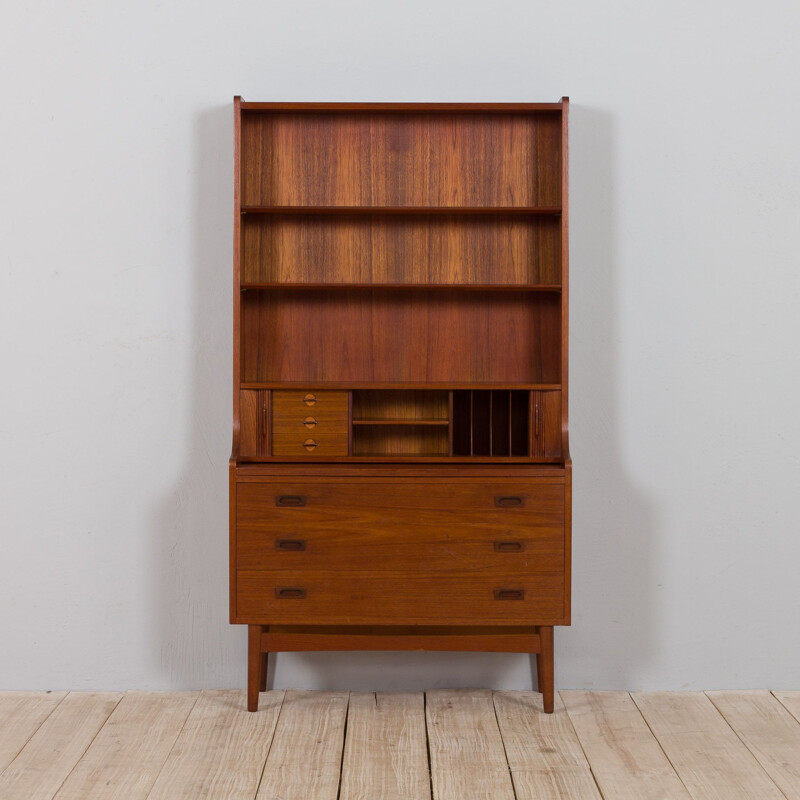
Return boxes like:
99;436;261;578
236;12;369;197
237;480;565;530
236;569;564;625
237;522;563;573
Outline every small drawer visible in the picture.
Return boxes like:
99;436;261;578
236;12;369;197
271;391;348;457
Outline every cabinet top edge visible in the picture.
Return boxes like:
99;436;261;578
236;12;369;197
236;100;566;113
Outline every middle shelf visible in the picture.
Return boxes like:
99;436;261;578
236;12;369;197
241;282;561;292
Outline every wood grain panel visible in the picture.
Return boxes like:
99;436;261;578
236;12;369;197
255;690;349;800
530;390;562;459
426;689;515;800
561;691;692;800
241;213;561;285
632;692;786;800
339;692;430;800
237;569;565;625
146;690;284;800
0;691;66;772
239;389;268;457
493;692;602;800
241;290;561;383
241;112;562;207
0;693;121;800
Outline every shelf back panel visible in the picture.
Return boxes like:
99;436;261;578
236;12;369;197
241;290;560;384
352;390;449;421
241;112;562;207
352;425;449;457
241;213;560;285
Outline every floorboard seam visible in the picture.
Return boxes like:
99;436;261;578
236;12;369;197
252;689;287;800
0;691;70;781
771;691;800;726
142;691;201;800
703;692;792;800
423;692;435;800
335;692;351;800
47;692;124;800
490;691;519;800
557;691;608;800
629;692;709;800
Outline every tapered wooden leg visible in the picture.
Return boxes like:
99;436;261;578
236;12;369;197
537;625;554;714
259;650;269;691
247;625;262;712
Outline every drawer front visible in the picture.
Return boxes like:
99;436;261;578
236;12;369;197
237;480;564;527
237;570;564;625
271;390;348;456
238;523;563;573
234;480;567;624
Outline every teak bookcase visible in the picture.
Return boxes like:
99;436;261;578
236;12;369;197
230;99;571;713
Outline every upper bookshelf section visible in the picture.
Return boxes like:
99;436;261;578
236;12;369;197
239;109;562;209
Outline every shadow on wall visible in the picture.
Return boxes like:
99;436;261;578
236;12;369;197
150;103;657;692
559;105;658;690
149;104;243;690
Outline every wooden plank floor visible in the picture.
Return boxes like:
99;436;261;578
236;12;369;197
1;691;799;799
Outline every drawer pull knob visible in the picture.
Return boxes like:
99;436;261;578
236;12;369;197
275;587;306;599
303;393;317;406
494;541;524;552
494;588;525;601
276;495;306;507
276;538;306;551
495;495;524;508
303;416;317;429
303;439;318;451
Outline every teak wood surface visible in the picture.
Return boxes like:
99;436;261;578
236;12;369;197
230;99;571;714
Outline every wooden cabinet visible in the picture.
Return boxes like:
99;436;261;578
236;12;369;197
230;99;571;712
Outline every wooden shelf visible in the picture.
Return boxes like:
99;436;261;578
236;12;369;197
238;455;552;463
241;283;562;292
352;419;449;426
240;205;562;216
240;382;562;391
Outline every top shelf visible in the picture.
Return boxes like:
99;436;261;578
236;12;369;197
240;206;562;216
239;101;565;113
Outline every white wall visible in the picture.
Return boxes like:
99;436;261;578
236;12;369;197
1;0;799;692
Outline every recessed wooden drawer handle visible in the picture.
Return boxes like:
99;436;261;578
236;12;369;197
303;439;317;451
495;495;524;508
276;495;306;507
275;539;306;551
303;416;317;428
494;541;524;552
303;393;317;406
494;588;525;600
275;587;306;599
